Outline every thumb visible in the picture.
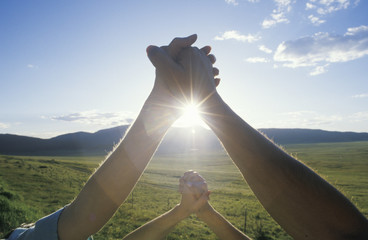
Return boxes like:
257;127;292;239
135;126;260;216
197;191;210;205
168;34;197;59
146;45;182;73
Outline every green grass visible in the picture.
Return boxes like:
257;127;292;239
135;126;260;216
0;141;367;239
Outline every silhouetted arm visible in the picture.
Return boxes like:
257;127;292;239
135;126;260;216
122;205;189;240
122;171;209;240
199;92;368;239
57;35;213;240
180;171;250;240
197;203;250;240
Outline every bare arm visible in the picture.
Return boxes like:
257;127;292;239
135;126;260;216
197;203;250;240
122;171;210;240
57;104;177;240
199;92;368;239
122;205;189;240
182;171;250;240
57;35;205;240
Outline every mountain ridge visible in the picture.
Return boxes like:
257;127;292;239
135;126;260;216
1;126;368;156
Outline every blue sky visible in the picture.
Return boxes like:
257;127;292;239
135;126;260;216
1;0;368;138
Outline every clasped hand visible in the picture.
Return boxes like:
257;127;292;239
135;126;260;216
145;34;220;119
177;170;212;219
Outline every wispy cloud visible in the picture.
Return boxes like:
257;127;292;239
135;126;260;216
306;2;316;10
309;64;329;76
262;0;292;29
280;111;343;127
259;45;273;54
273;25;368;75
316;0;350;15
352;93;368;98
349;111;368;122
245;57;270;63
257;110;344;129
214;30;261;43
258;110;368;130
51;110;135;126
308;14;326;26
0;122;9;129
225;0;238;6
306;0;355;25
27;64;38;69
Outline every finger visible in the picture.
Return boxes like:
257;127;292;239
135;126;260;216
146;45;182;73
168;34;197;58
213;67;219;76
195;191;211;208
206;191;211;200
200;46;211;55
215;78;221;87
188;173;203;183
183;170;197;180
208;54;216;64
184;170;195;175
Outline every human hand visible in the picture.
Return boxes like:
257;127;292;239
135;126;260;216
177;170;211;217
146;35;220;118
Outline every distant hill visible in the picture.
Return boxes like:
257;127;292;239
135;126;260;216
0;126;129;156
1;126;368;156
259;128;368;145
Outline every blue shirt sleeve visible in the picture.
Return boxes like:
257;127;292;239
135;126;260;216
8;208;64;240
7;207;94;240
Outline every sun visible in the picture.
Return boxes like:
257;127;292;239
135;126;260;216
183;104;200;120
174;103;205;128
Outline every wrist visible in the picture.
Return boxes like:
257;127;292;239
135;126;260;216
139;96;181;136
196;203;214;221
198;92;230;121
144;91;183;119
174;204;192;220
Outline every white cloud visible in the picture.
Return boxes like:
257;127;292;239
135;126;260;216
27;64;38;69
306;2;316;9
273;25;368;74
308;14;326;25
262;0;292;29
346;25;368;36
280;111;343;127
51;110;135;126
349;111;368;122
225;0;238;6
245;57;270;63
214;30;261;43
316;0;350;15
352;93;368;98
0;122;9;129
306;1;356;26
259;45;273;54
310;64;329;76
258;110;344;129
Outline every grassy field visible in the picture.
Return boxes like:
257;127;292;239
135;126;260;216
0;141;367;239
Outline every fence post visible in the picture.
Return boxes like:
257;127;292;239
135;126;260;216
131;191;134;209
244;207;247;233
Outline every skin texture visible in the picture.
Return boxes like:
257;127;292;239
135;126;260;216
56;34;368;239
122;171;249;240
57;35;219;240
146;37;368;239
196;76;368;239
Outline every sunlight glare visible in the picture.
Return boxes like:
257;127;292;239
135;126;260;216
174;103;206;128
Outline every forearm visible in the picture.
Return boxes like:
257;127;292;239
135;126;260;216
122;205;189;240
198;204;250;240
58;100;176;240
201;93;368;239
